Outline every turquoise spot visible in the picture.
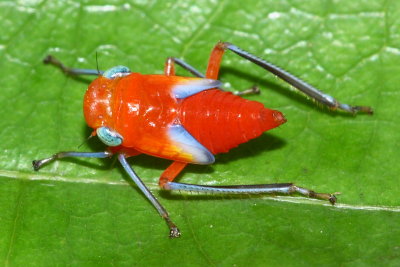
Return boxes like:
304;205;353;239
96;127;123;146
103;65;131;79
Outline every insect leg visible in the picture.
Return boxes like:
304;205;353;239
164;57;205;77
32;151;112;171
118;154;181;238
158;161;188;188
206;42;373;114
43;55;104;76
165;57;259;96
164;57;176;76
164;182;337;205
233;85;260;96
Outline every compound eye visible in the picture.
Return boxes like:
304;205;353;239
96;127;123;146
103;65;131;79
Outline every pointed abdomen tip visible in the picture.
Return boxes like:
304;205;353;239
273;110;286;125
260;109;286;131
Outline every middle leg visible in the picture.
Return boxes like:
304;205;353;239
164;57;259;96
164;57;205;77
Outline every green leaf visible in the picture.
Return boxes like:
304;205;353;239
1;0;399;265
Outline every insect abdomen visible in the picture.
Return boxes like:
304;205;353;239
179;89;286;155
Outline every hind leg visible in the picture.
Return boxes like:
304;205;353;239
159;161;188;188
205;41;372;114
159;162;337;204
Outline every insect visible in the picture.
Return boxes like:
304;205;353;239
33;42;373;238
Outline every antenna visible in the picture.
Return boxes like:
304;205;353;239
95;51;100;76
77;133;95;149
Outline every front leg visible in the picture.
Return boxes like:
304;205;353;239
33;151;113;170
43;55;104;76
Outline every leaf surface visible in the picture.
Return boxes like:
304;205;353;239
0;0;399;265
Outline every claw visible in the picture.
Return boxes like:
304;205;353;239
169;227;181;238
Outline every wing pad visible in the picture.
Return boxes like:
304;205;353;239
168;124;214;164
172;78;222;99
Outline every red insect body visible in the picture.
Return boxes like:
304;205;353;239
84;73;286;162
180;89;285;154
